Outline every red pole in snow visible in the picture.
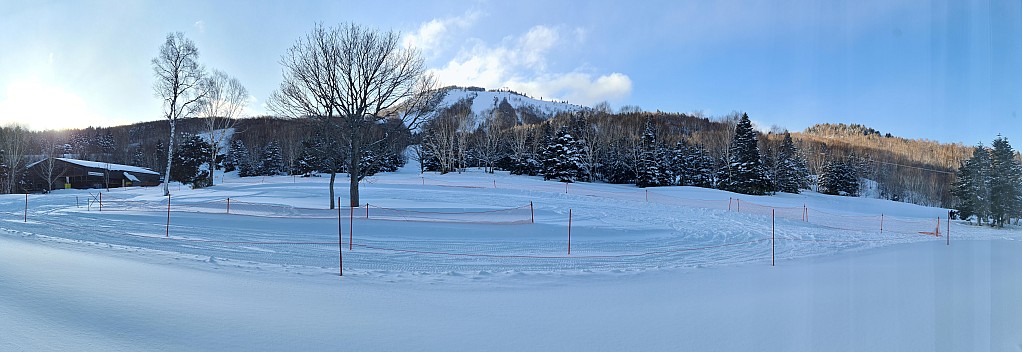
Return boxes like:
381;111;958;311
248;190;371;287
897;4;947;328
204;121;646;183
366;203;369;219
24;193;28;222
728;197;732;211
737;199;740;213
565;182;569;194
645;189;648;202
343;196;347;276
936;217;941;237
880;214;884;234
349;205;354;252
568;208;572;255
226;197;231;214
530;201;535;224
99;192;103;212
166;195;171;238
771;209;775;267
947;212;950;245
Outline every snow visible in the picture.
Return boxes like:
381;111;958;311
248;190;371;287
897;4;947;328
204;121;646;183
0;162;1019;350
433;88;585;128
54;158;160;175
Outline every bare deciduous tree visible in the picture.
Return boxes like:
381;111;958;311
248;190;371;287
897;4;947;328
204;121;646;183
198;69;248;186
34;135;66;192
0;124;28;193
153;32;205;196
269;23;431;208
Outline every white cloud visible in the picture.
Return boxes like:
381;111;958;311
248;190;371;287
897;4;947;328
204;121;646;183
430;25;632;106
402;10;481;54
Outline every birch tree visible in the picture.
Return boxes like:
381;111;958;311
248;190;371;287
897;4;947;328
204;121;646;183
198;69;248;186
152;32;205;196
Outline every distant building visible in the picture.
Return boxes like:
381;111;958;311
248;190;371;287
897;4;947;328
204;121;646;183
23;158;162;192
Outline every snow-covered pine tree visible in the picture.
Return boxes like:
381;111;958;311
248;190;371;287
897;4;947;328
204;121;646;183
952;144;991;223
228;140;254;177
818;159;859;196
988;136;1021;227
259;141;284;176
635;120;670;188
773;133;810;193
171;134;211;186
717;113;771;195
671;140;715;188
542;126;587;182
294;139;323;176
601;139;635;184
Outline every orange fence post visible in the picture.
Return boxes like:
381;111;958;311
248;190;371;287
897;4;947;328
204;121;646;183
343;196;347;276
349;205;354;252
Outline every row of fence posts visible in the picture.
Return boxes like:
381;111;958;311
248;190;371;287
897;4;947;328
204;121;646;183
41;187;955;278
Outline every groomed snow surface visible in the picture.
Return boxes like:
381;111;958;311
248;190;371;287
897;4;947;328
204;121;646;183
1;163;1019;351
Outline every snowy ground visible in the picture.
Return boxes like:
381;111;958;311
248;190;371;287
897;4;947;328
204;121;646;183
1;164;1020;350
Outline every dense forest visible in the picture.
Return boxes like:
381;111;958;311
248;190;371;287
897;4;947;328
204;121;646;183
2;99;1015;211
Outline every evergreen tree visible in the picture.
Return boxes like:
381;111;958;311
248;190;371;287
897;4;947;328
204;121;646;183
773;133;810;193
601;139;636;184
717;113;771;195
259;141;284;176
542;126;587;182
818;159;859;196
228;140;254;177
671;141;715;188
989;136;1021;227
170;134;211;186
952;145;991;222
636;120;670;187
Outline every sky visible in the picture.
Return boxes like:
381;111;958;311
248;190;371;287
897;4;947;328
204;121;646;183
0;0;1018;146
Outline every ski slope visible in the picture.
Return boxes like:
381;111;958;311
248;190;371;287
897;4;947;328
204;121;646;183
0;162;1019;351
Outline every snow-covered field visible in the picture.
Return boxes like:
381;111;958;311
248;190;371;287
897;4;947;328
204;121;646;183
1;163;1020;351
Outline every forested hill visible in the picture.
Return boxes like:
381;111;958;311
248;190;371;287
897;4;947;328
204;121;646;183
792;123;973;206
0;103;990;208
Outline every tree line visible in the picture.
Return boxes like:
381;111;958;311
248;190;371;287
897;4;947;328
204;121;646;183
952;136;1022;227
0;23;998;212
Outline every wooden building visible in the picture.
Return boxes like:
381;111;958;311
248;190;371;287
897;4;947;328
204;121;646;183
24;158;162;192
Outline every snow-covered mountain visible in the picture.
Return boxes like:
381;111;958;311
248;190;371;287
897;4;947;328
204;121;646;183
422;86;587;128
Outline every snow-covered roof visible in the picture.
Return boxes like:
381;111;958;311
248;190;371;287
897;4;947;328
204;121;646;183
54;158;160;175
123;172;140;182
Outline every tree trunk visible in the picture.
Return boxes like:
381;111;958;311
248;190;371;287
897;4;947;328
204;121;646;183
163;120;176;196
328;171;336;209
349;141;361;208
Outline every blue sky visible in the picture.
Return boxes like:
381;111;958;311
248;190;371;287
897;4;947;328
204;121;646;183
0;0;1018;146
